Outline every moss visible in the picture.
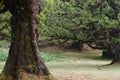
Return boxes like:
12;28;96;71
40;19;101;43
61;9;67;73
0;72;6;80
18;72;59;80
0;71;59;80
0;72;14;80
27;64;34;69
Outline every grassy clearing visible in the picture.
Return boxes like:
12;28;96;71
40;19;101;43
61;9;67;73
45;53;120;80
0;48;69;62
41;49;120;80
0;48;120;80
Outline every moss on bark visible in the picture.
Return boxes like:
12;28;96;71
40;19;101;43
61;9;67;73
0;72;59;80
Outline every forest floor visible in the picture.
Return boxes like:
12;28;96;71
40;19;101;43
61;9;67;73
0;46;120;80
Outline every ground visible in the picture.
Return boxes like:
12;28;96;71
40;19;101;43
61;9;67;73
0;46;120;80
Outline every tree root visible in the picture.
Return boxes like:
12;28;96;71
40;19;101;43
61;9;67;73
0;72;60;80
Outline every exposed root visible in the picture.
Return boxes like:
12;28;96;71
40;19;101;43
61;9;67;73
0;72;60;80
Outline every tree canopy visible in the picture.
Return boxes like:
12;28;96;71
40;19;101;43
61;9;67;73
39;0;120;47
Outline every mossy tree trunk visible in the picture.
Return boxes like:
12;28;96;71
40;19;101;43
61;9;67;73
0;0;52;80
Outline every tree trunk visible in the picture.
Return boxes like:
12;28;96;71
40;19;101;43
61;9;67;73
70;41;83;51
0;0;54;80
101;50;114;59
111;44;120;64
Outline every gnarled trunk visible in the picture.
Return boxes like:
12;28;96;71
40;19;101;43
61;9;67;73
102;50;114;59
111;44;120;64
0;0;53;80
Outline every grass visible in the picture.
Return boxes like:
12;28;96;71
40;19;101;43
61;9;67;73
0;48;9;62
0;48;100;62
0;40;9;48
0;48;120;80
41;52;68;62
0;62;5;72
0;41;7;47
0;48;68;62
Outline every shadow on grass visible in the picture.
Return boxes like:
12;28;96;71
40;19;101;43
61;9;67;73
92;56;112;61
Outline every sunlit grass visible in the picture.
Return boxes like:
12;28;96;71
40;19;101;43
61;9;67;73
0;48;119;80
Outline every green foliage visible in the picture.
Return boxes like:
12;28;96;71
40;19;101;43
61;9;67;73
0;0;119;51
113;38;120;43
39;0;120;49
0;12;11;40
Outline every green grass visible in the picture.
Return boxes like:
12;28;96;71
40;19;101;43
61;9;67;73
41;52;68;62
0;62;5;72
0;41;6;46
0;62;5;69
0;40;9;47
0;48;68;62
0;48;9;62
0;48;109;62
0;48;120;80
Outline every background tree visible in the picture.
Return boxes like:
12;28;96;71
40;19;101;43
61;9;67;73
39;0;120;63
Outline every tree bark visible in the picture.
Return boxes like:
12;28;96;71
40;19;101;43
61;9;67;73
69;41;83;51
101;50;114;59
111;44;120;64
0;0;53;80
